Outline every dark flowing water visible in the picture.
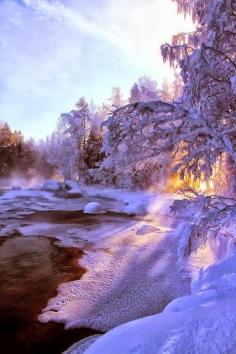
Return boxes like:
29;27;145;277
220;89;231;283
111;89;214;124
25;209;136;224
0;236;97;354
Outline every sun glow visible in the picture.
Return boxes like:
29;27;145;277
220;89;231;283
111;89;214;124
165;167;222;195
163;151;228;195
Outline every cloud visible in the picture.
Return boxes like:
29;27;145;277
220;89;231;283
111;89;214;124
21;0;194;79
94;0;194;77
22;0;127;46
0;1;83;93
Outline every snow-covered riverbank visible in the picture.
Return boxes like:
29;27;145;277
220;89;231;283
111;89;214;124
84;251;236;354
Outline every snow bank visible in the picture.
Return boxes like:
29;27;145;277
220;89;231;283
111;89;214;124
191;253;236;294
42;179;62;192
63;180;82;197
123;193;173;217
38;225;189;332
67;189;82;197
85;300;236;354
83;202;105;214
0;189;52;201
124;201;148;215
85;252;236;354
63;180;80;191
84;186;174;216
63;335;101;354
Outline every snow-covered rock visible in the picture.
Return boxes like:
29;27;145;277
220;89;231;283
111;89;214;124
61;180;82;197
42;180;62;192
136;224;158;235
83;202;105;214
124;202;148;215
63;180;80;191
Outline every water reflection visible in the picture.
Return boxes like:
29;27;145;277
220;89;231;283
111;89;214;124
0;236;97;354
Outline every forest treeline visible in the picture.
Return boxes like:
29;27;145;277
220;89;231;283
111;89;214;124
0;122;53;179
44;73;183;188
0;74;182;188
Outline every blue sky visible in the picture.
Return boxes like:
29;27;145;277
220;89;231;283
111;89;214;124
0;0;193;139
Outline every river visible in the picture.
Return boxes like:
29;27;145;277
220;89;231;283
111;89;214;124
0;188;190;353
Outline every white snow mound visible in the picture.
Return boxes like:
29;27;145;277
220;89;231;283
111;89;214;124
124;202;148;215
83;202;104;214
42;180;61;192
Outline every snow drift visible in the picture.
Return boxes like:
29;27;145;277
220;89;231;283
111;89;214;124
42;180;62;192
83;202;104;214
85;252;236;354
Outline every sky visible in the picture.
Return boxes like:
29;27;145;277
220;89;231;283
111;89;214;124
0;0;194;140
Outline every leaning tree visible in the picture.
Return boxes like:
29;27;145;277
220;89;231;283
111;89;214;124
103;0;236;254
106;0;236;185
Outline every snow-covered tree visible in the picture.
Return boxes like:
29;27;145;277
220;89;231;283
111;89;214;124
0;122;37;178
47;97;92;181
138;76;160;102
160;73;183;102
107;0;236;187
109;87;125;109
67;97;91;150
129;77;160;104
83;107;105;178
129;83;141;103
160;0;236;186
100;0;236;252
172;71;183;100
160;78;173;102
46;118;77;180
84;131;104;171
97;101;172;188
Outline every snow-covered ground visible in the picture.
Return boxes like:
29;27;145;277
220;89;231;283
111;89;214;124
83;251;236;354
38;219;190;330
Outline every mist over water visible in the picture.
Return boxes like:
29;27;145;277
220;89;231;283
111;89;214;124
0;174;48;191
